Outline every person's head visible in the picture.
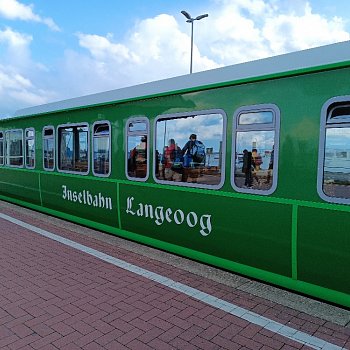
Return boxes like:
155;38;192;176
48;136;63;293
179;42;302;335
252;148;257;153
189;133;197;140
243;149;248;154
168;138;175;145
141;136;147;143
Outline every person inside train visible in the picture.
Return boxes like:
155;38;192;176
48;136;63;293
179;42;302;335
265;145;274;184
242;149;253;188
181;134;205;167
163;138;182;181
252;148;262;186
181;133;206;182
128;136;147;177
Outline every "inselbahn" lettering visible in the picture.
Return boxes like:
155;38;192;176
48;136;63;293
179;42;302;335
62;185;113;210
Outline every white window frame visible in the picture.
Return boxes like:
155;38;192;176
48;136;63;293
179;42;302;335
5;129;24;168
43;126;55;171
153;109;227;190
57;122;90;175
317;95;350;205
0;131;3;166
231;104;280;195
25;127;35;169
125;116;150;182
92;120;111;177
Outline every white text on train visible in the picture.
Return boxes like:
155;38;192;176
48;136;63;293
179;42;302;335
62;185;113;210
126;196;212;236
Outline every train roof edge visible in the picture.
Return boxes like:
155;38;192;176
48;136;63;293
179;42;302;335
12;40;350;119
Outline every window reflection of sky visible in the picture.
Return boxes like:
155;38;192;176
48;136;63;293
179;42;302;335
325;127;350;174
236;131;274;152
239;111;273;125
156;114;223;152
129;122;147;132
325;127;350;149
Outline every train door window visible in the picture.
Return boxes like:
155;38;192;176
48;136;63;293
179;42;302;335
5;129;24;167
318;98;350;204
25;128;35;169
92;121;111;177
43;126;55;171
126;117;149;181
0;131;3;166
58;123;89;174
232;104;280;195
154;110;226;189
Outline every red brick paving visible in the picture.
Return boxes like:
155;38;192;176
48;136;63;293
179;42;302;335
0;204;349;349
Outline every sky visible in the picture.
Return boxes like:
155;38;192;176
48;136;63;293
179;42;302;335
1;0;350;118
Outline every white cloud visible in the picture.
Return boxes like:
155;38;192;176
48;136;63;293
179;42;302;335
0;0;60;31
202;0;350;64
262;3;349;52
1;0;350;118
76;14;219;83
0;64;54;117
0;27;56;117
0;26;32;46
0;27;35;74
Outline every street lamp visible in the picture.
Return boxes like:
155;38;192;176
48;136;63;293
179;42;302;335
181;10;208;74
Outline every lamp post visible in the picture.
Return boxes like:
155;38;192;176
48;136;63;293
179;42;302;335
181;10;208;74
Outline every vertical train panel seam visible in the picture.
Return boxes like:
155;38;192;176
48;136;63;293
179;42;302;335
292;204;298;280
117;181;122;230
38;172;43;207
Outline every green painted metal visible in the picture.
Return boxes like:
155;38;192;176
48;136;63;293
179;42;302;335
292;205;298;280
1;63;350;308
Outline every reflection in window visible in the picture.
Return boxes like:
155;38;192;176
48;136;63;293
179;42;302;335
93;122;110;176
233;107;279;193
155;112;224;187
322;106;350;200
127;119;148;179
0;131;3;166
25;128;35;168
58;124;88;173
43;127;55;170
239;111;274;125
5;130;23;167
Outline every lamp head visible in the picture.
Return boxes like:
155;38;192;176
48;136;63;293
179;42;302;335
196;14;208;21
181;10;192;20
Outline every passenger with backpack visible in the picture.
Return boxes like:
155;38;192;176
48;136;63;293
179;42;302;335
181;134;206;166
181;134;205;183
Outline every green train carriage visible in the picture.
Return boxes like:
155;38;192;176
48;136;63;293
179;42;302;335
0;41;349;308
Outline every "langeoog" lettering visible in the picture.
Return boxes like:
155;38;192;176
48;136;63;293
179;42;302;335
126;196;212;236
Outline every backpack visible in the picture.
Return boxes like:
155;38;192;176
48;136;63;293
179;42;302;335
171;147;184;172
190;140;205;164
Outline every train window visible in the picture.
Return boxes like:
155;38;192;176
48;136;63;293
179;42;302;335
5;129;24;167
92;121;111;177
25;128;35;169
232;104;280;195
43;126;55;171
126;117;149;181
318;99;350;204
58;123;89;174
0;131;3;166
154;110;226;189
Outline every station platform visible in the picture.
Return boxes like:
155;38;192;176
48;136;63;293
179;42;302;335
0;200;349;350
